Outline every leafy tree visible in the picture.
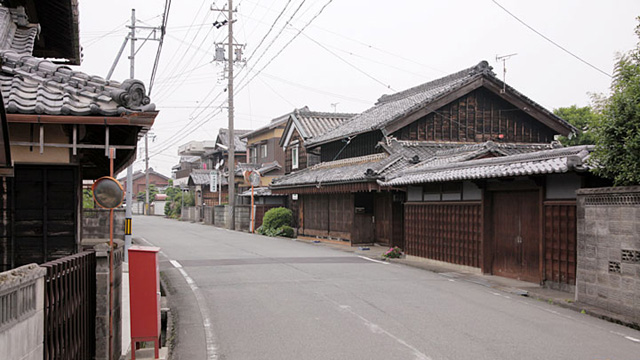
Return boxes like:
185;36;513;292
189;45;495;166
137;184;159;204
591;17;640;185
82;189;95;209
553;105;599;146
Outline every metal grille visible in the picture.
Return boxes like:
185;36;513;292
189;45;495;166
42;251;96;360
621;249;640;264
584;193;640;206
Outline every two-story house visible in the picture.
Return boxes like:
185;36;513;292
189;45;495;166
194;128;250;206
272;60;604;287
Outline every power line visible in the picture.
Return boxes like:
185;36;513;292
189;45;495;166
491;0;612;78
297;31;396;91
235;0;335;94
234;0;308;89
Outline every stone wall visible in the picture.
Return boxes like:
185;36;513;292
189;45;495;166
94;241;124;360
83;209;125;241
0;264;46;360
212;205;252;231
576;186;640;325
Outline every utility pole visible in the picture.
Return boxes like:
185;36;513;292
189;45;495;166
227;0;235;230
124;9;135;262
107;7;165;257
212;1;244;230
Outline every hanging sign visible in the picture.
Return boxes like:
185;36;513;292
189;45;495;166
210;171;218;192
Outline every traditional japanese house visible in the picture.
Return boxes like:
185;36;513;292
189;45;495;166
0;3;157;270
279;108;356;174
198;128;250;206
272;60;599;287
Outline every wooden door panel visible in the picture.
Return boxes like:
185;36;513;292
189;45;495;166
352;214;374;245
492;191;540;282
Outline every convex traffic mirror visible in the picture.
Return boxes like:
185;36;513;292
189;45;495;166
92;176;124;209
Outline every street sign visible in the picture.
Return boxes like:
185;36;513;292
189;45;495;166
210;171;218;192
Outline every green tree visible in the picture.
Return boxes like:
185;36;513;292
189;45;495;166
82;189;95;209
591;17;640;185
553;105;599;146
137;184;159;204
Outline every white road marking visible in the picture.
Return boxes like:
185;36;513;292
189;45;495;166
624;336;640;343
448;279;455;282
336;302;432;360
175;265;218;360
357;256;389;265
170;260;182;268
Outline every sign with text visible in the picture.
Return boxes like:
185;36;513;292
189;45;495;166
210;171;218;192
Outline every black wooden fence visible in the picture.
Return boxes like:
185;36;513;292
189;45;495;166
42;251;96;360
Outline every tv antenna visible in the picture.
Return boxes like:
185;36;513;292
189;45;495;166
495;53;517;93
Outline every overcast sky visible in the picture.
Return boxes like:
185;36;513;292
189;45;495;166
76;0;640;177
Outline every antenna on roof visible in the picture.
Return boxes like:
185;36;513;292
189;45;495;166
331;102;339;113
495;53;517;93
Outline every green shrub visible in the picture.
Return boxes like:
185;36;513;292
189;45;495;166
278;225;294;238
262;207;292;230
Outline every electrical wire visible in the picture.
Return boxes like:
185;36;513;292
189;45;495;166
491;0;612;78
297;31;396;91
148;0;173;96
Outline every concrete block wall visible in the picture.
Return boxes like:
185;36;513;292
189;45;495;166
0;264;46;360
214;205;228;227
83;209;126;241
94;241;124;360
576;186;640;325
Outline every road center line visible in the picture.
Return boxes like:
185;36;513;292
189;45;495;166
170;260;182;268
357;256;389;265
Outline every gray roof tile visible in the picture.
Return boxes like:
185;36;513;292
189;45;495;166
379;145;593;186
271;153;387;188
307;60;573;147
291;110;356;140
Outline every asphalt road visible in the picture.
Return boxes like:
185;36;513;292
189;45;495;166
133;215;640;360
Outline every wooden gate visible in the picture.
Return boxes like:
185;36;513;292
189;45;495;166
12;165;78;267
352;214;374;245
492;191;540;282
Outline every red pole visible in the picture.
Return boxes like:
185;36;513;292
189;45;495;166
108;148;114;360
251;185;255;233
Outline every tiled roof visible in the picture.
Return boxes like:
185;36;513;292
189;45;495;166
307;60;573;147
290;110;356;140
239;187;285;197
270;153;388;188
0;8;38;56
379;145;593;186
257;161;282;175
240;106;308;139
189;169;213;186
216;128;250;152
0;51;156;115
0;6;155;117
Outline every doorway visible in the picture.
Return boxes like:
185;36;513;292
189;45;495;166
491;190;540;282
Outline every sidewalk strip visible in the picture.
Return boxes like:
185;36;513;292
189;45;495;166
357;256;389;265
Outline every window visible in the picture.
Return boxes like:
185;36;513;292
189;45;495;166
292;145;299;170
250;147;257;164
261;144;268;158
407;181;480;202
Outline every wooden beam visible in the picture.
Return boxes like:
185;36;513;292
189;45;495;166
384;78;484;135
481;78;572;135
